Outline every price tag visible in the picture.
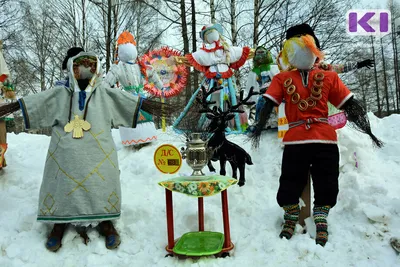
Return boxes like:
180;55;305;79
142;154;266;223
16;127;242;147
154;144;182;174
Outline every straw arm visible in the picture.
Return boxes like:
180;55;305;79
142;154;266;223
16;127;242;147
0;102;20;118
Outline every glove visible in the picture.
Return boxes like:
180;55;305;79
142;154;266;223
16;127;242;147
259;81;271;94
356;59;374;69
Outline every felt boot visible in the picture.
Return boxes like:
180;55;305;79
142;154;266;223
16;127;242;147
45;223;67;252
97;220;121;249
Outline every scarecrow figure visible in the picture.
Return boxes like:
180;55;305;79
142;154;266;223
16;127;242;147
172;23;253;134
251;23;383;247
105;31;164;148
0;50;176;252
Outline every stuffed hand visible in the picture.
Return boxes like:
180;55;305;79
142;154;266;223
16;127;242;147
1;80;16;100
166;56;176;66
356;59;374;69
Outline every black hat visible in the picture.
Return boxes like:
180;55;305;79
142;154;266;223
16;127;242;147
286;23;320;49
62;47;84;70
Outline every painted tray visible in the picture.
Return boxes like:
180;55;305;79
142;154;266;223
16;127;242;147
173;231;224;256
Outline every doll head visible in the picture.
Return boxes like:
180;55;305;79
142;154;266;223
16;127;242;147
72;55;97;80
280;23;324;70
67;52;100;91
200;24;223;44
253;46;273;68
117;31;137;63
118;43;137;63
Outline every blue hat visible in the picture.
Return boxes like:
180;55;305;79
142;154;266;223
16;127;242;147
199;24;223;41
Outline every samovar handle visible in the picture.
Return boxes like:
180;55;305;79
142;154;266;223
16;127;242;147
180;147;187;159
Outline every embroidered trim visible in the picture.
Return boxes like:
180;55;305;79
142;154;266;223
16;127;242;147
230;46;250;69
18;99;30;129
122;136;157;145
204;69;233;79
289;117;328;130
283;139;338;145
263;93;280;105
37;213;120;222
186;54;208;73
336;92;354;109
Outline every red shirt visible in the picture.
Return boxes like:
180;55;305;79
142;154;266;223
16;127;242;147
264;69;353;145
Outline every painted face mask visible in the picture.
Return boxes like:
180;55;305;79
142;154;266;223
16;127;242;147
73;56;97;80
254;47;273;68
204;29;220;44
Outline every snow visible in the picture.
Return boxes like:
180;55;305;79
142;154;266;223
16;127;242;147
1;114;400;266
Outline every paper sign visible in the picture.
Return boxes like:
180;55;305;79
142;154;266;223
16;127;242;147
154;144;182;174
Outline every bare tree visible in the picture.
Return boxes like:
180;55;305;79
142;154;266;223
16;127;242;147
19;2;60;92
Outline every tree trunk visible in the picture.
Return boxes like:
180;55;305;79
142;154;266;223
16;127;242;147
392;20;400;112
230;0;240;89
136;2;142;50
361;71;368;109
280;0;290;51
380;37;390;115
371;36;381;117
210;0;215;23
112;0;119;66
191;0;198;91
253;0;259;47
105;0;112;72
180;0;191;102
82;0;86;49
230;0;237;46
73;0;77;46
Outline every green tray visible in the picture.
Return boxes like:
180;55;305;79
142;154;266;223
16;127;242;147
173;231;224;256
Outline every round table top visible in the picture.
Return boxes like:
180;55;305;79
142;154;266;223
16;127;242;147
158;175;237;197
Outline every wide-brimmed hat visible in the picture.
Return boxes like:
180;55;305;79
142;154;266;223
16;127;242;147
199;23;223;41
286;23;320;49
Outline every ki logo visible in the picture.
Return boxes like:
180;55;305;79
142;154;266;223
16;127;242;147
347;9;391;36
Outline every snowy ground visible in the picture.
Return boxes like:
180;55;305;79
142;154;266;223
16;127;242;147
0;114;400;267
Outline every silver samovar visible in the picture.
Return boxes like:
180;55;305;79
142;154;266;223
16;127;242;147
181;133;210;176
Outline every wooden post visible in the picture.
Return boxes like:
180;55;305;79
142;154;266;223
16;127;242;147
221;190;231;248
198;197;204;231
161;96;166;132
165;189;175;250
0;121;6;144
299;175;311;227
0;40;7;146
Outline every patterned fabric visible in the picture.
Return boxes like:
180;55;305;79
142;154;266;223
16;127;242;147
313;205;331;246
137;110;153;124
19;52;142;223
158;175;237;197
279;204;300;240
